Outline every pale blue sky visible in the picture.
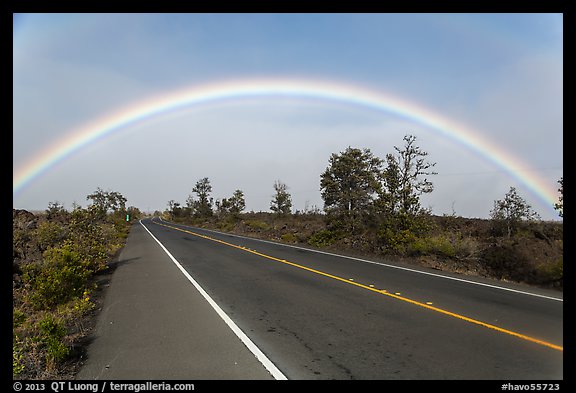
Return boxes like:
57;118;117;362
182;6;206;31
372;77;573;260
13;13;563;219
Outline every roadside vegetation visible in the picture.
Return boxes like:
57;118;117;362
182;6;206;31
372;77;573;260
164;135;563;291
12;189;140;379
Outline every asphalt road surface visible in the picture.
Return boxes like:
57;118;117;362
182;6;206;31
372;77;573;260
78;217;563;380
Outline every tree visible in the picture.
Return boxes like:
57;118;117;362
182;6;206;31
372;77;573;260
378;134;437;216
216;189;246;217
270;180;293;215
191;177;213;218
554;177;563;218
490;186;540;238
229;189;246;216
106;191;127;214
320;147;383;232
86;187;108;217
215;198;230;216
166;200;182;219
86;188;127;218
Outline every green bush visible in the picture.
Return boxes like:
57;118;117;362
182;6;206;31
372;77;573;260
34;221;68;251
68;207;110;270
219;221;235;232
244;220;270;232
377;213;434;254
308;229;339;248
217;215;238;232
12;336;26;376
23;244;91;310
537;257;563;285
377;227;416;254
409;235;454;257
37;314;69;365
280;233;298;243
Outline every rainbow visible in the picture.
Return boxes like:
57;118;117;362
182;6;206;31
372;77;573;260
13;78;559;211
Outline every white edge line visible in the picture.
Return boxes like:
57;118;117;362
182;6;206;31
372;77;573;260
156;217;563;302
139;219;288;381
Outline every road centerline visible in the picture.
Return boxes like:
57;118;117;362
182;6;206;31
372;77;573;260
151;219;563;352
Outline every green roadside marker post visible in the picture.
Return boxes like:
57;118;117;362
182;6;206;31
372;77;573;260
126;214;130;222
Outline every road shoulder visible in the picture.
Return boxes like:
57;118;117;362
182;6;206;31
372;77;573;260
76;221;276;380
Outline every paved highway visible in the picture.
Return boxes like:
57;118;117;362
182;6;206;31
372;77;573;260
79;217;563;380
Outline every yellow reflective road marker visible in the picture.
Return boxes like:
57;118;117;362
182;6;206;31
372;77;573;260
153;220;563;352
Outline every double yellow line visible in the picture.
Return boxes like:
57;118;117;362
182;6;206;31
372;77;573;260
152;219;563;352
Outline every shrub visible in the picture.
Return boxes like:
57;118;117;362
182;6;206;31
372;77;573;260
536;257;563;286
409;235;456;258
244;220;270;232
452;236;480;260
34;221;68;251
23;244;92;310
219;221;235;232
13;228;31;259
68;207;110;269
377;212;433;254
407;234;479;260
280;233;298;243
13;336;26;376
217;215;238;232
377;227;416;254
308;229;339;248
480;241;531;282
71;290;96;316
37;314;69;366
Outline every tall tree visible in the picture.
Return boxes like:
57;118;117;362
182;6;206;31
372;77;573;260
191;177;213;218
229;189;246;216
270;180;292;215
378;134;437;216
320;147;383;232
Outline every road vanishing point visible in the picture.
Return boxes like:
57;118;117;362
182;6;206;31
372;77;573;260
77;217;563;380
